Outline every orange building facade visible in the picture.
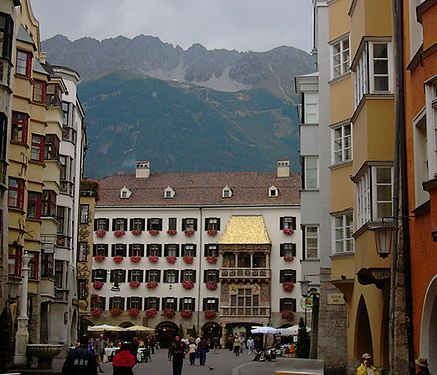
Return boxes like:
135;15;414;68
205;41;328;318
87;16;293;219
403;0;437;372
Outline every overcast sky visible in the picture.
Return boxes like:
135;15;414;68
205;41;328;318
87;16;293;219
30;0;313;53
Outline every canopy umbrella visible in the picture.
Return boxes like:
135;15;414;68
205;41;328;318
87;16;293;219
250;326;278;334
277;325;311;336
123;325;155;333
87;324;124;332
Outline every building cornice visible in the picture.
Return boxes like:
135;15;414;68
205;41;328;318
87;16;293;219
95;204;300;211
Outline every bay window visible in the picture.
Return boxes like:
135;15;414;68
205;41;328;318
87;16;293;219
31;134;44;162
303;92;318;124
11;111;28;143
333;123;352;163
304;226;319;259
16;49;31;77
33;80;46;103
0;13;14;60
44;134;59;160
334;213;354;254
42;190;57;217
27;191;42;219
8;177;24;209
303;156;319;189
331;36;350;79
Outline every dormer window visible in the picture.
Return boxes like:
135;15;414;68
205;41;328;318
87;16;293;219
269;186;279;197
164;186;175;199
222;186;233;198
120;186;132;199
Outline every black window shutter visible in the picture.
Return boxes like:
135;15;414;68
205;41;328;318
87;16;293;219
128;244;133;257
214;270;219;281
192;245;197;257
292;217;297;230
112;219;116;231
179;298;183;311
280;217;284;230
214;298;219;310
156;298;160;311
280;244;284;257
158;218;163;231
191;299;195;311
193;270;197;283
109;297;113;309
163;270;168;283
140;244;145;257
193;219;198;231
147;219;151;231
182;219;186;231
205;219;209;231
122;245;127;257
144;298;149;310
128;270;132;282
204;245;208;257
93;245;97;256
94;219;97;231
104;245;109;257
102;271;107;282
164;244;169;257
111;244;115;257
120;298;125;310
292;270;296;283
123;219;128;230
292;244;296;257
181;270;185;281
175;270;179;283
175;244;180;257
141;219;146;231
204;270;208;283
203;298;207;311
181;245;186;257
157;270;161;282
146;270;150;282
127;297;131;310
280;299;284;311
280;270;284;283
217;219;221;231
129;219;134;230
110;270;115;282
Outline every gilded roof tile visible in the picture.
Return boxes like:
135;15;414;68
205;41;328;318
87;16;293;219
218;216;271;245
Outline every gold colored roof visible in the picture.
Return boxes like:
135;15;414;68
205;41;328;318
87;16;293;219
218;216;271;245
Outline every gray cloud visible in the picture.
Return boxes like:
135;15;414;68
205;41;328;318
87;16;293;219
30;0;312;52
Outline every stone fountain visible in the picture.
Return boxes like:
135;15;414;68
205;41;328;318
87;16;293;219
26;344;63;369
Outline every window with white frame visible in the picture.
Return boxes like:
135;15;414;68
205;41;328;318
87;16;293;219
305;226;319;259
304;92;319;124
331;36;350;78
425;82;437;177
304;156;319;189
333;123;352;163
334;213;354;253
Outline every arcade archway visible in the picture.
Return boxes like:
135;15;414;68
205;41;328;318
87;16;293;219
156;321;178;348
355;296;373;358
420;276;437;373
202;322;222;344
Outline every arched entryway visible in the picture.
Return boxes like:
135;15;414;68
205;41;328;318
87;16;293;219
156;321;178;348
355;296;373;358
202;322;222;346
420;276;437;373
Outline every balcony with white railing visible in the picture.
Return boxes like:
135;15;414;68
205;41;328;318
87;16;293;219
219;268;271;280
221;306;271;317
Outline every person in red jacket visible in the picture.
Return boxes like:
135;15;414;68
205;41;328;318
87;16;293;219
112;343;136;375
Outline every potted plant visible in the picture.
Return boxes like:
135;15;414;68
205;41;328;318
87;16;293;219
281;310;294;321
113;255;124;264
148;255;159;263
110;308;122;317
114;230;125;238
180;309;192;319
204;310;217;319
130;255;141;263
283;227;294;236
94;255;106;263
145;308;157;318
283;255;294;262
206;256;217;264
182;280;194;290
166;255;177;264
146;281;158;289
131;229;142;236
128;308;140;318
206;281;218;290
167;229;177;236
184;230;195;237
207;229;218;237
148;229;160;236
162;308;175;318
183;255;193;264
96;229;106;238
129;281;141;289
91;308;103;317
282;281;295;293
93;281;104;290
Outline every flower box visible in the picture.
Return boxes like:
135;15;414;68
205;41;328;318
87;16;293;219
162;308;175;318
207;229;218;237
282;227;294;236
148;255;159;263
148;229;160;236
283;255;294;262
182;280;194;290
282;281;295;293
180;309;192;319
131;229;142;236
129;281;141;288
281;310;294;321
114;230;125;238
110;308;122;317
206;281;218;290
146;281;158;289
96;229;106;238
145;308;157;318
93;281;104;290
113;255;124;264
91;308;103;317
94;255;106;263
206;256;217;264
184;230;195;237
183;255;193;264
130;255;141;263
204;310;217;319
167;229;177;236
166;255;177;264
128;308;140;318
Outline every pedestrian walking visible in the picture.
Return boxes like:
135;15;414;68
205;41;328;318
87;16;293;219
62;335;98;375
239;334;245;354
233;335;241;356
247;337;254;355
112;343;136;375
213;336;220;353
415;357;431;375
356;353;380;375
197;336;209;366
93;335;105;373
168;335;188;375
188;340;197;365
130;337;139;363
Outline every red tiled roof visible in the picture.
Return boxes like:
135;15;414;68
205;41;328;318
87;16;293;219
96;172;301;207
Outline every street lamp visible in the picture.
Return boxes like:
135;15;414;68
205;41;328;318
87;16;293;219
299;280;311;327
369;219;396;258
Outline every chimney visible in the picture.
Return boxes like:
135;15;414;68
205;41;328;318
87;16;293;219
135;161;150;179
277;160;290;178
39;52;46;64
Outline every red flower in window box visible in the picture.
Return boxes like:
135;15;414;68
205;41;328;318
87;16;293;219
114;230;125;238
128;308;140;318
207;229;218;237
204;310;217;319
110;308;122;317
183;255;194;264
283;255;294;262
131;229;142;236
148;255;159;263
206;256;217;264
281;310;294;321
182;280;194;290
180;309;192;319
206;281;218;290
130;255;141;263
166;255;177;264
113;255;124;264
184;230;195;237
148;229;160;236
145;308;157;318
93;281;104;290
94;255;106;263
91;308;103;317
282;228;294;236
162;308;175;318
129;281;141;289
96;229;106;238
146;281;158;289
167;229;177;236
282;281;295;293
